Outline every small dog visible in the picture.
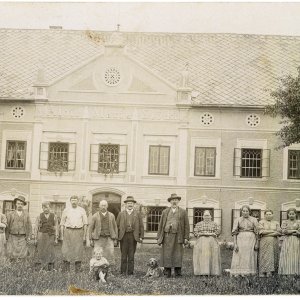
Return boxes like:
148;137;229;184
89;249;110;283
144;258;164;278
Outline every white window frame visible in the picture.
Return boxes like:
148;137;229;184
90;133;128;178
283;144;300;181
1;130;32;172
190;137;221;179
143;135;176;178
235;138;269;180
40;131;77;176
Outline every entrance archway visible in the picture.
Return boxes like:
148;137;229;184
92;192;121;219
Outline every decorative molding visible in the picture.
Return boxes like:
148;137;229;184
246;114;260;128
36;104;180;121
11;106;25;119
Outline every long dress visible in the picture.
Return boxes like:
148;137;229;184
258;219;280;275
193;221;221;275
230;216;258;275
278;220;300;275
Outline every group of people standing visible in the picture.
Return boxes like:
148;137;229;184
0;194;299;278
193;205;300;277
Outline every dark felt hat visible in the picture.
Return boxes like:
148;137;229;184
13;195;27;206
124;196;136;203
167;193;181;202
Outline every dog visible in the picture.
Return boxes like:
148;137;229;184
89;249;110;283
144;258;164;278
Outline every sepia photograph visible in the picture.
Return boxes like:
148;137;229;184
0;1;299;296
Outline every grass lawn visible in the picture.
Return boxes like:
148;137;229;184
0;243;299;295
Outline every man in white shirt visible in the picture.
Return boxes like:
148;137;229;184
60;195;88;272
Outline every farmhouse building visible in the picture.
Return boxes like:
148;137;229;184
0;28;300;240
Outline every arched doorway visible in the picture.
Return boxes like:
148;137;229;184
92;192;121;219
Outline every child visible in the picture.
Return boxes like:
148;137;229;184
89;248;109;283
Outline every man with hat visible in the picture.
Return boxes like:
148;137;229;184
157;193;190;277
60;195;88;272
6;195;32;261
116;196;144;275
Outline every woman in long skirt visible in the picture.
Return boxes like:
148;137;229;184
230;205;259;276
278;208;300;275
258;209;281;277
193;210;221;275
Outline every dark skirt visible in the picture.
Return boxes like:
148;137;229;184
161;233;183;268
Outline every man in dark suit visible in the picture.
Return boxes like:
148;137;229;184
116;196;144;275
157;193;190;277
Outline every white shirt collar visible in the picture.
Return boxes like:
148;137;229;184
126;209;133;215
101;211;107;216
16;210;23;216
171;207;177;212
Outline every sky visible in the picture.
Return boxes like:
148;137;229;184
0;1;300;35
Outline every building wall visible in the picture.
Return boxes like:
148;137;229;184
1;56;300;240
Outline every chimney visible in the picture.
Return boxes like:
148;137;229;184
49;26;63;30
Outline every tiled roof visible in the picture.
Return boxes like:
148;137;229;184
1;29;300;106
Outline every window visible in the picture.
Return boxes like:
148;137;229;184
2;200;15;214
194;147;216;176
99;144;119;173
39;142;76;172
288;150;300;179
193;207;214;227
280;210;300;224
148;145;170;175
5;141;26;170
231;208;263;229
146;206;166;232
50;202;66;223
90;144;127;174
48;143;69;172
241;148;262;178
234;148;270;178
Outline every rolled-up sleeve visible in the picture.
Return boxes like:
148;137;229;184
60;209;67;226
82;209;88;226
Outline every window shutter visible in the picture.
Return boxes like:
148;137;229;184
214;209;222;228
119;145;128;172
39;142;49;170
89;144;99;172
68;143;76;171
262;149;270;177
233;148;241;176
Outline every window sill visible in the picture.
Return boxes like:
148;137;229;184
283;178;300;183
90;173;126;178
189;176;220;180
40;171;75;176
234;177;268;182
1;169;29;172
142;175;176;180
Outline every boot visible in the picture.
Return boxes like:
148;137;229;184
164;267;171;278
63;260;70;272
175;267;182;277
75;261;82;273
35;262;42;272
48;263;54;271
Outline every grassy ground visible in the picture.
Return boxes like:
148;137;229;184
0;243;299;295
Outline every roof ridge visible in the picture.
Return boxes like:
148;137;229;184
1;27;300;39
